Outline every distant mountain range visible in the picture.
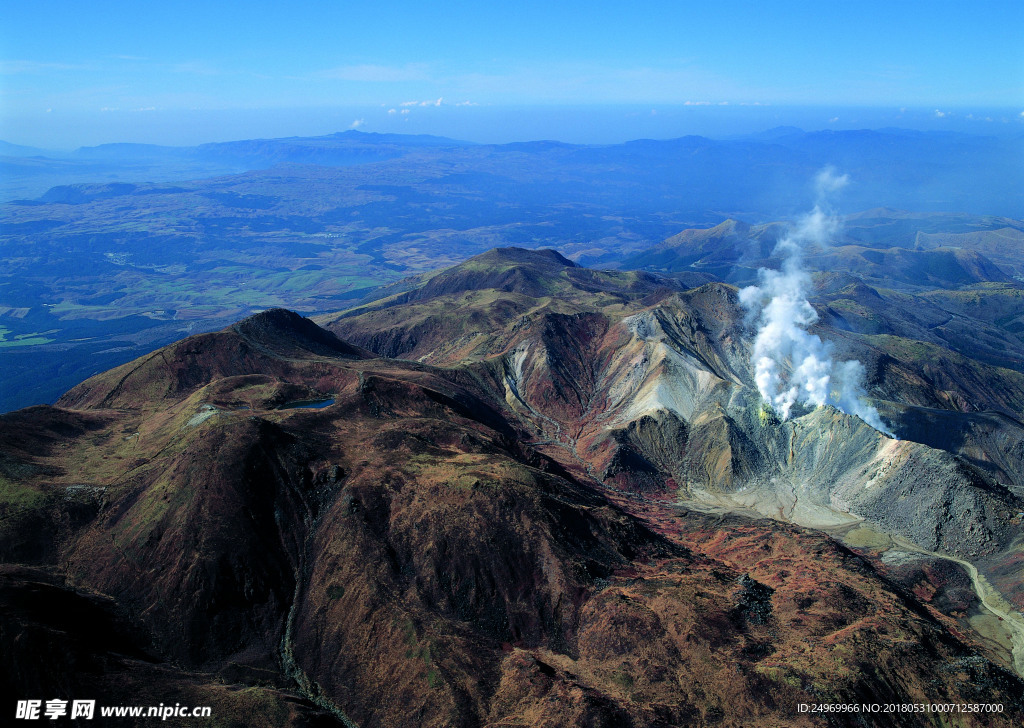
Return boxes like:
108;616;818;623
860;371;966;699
1;205;1022;414
3;248;1023;726
3;128;1024;412
4;127;1023;216
0;131;476;200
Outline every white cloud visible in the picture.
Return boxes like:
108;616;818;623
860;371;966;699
815;167;849;199
349;118;365;129
399;98;445;107
387;108;397;114
934;109;948;118
400;108;410;115
828;116;840;123
455;100;478;106
684;100;711;106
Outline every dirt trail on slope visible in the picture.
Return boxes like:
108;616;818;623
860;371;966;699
668;491;1024;678
887;535;1024;678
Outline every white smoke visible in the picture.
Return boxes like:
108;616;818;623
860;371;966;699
739;169;894;437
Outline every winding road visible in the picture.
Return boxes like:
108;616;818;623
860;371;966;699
890;535;1024;678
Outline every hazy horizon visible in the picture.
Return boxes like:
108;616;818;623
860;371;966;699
3;103;1023;151
3;1;1021;150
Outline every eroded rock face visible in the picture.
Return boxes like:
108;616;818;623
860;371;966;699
330;258;1022;557
415;281;1022;570
3;255;1024;725
325;248;1024;679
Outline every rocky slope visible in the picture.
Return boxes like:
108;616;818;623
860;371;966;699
619;211;1024;377
1;253;1023;725
325;249;1024;538
324;248;1024;674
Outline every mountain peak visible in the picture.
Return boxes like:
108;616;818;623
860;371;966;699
58;309;368;409
686;218;750;238
235;307;315;332
231;308;370;359
466;246;578;269
392;247;581;301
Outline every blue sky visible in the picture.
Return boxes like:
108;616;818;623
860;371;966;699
2;0;1023;146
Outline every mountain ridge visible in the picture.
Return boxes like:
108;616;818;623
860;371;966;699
5;257;1024;724
321;250;1024;618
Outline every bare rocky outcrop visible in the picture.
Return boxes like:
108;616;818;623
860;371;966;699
4;250;1024;725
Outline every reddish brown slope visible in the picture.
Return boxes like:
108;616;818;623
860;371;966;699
1;308;1022;726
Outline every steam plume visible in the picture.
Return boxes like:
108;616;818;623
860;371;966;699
739;169;894;437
